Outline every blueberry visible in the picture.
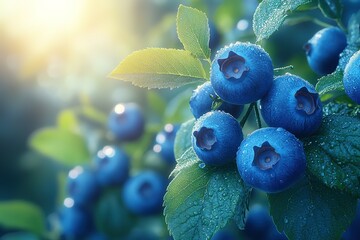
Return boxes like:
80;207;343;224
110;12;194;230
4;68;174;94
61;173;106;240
192;111;243;166
93;145;130;187
108;103;145;141
211;230;237;240
59;205;93;238
210;42;274;105
67;166;100;206
260;74;323;137
304;27;347;75
236;127;306;193
244;205;288;240
122;171;168;215
190;81;244;119
153;124;180;165
343;50;360;104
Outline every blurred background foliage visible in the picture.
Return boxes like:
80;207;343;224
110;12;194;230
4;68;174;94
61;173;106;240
0;0;335;238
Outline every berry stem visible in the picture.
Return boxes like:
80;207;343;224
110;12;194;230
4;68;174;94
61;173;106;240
285;16;333;28
335;18;347;33
274;65;294;74
240;103;255;127
254;102;262;129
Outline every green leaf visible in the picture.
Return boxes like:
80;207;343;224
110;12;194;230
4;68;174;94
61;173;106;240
253;0;311;41
0;232;40;240
177;5;211;59
147;91;167;117
315;70;345;102
323;102;360;118
29;128;90;167
318;0;342;19
78;105;107;126
269;177;357;240
57;110;79;131
95;191;133;237
164;89;194;123
164;162;250;240
302;115;360;197
174;118;195;160
347;11;360;46
109;48;207;89
0;201;45;236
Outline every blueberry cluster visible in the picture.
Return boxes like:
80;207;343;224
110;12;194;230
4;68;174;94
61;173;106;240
59;103;170;239
190;41;324;193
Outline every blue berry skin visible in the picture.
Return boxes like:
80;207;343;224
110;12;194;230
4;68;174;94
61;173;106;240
210;42;274;105
236;127;306;193
260;74;323;137
67;166;100;206
108;103;145;141
192;111;243;166
60;205;93;238
304;27;347;75
93;145;130;187
245;205;288;240
211;230;237;240
122;171;168;215
190;82;244;119
153;124;180;165
343;50;360;104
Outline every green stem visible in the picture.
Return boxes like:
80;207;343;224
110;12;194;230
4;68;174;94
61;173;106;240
274;65;294;74
254;102;262;129
336;18;347;33
240;103;255;127
285;16;333;28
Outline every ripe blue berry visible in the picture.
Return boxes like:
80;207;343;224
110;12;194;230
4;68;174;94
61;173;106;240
190;81;244;119
211;230;237;240
244;205;288;240
67;166;100;206
192;111;243;166
260;74;322;137
122;171;168;215
304;27;347;75
108;103;145;141
60;205;93;238
236;127;306;193
93;145;130;186
343;50;360;104
210;42;274;105
153;124;180;165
